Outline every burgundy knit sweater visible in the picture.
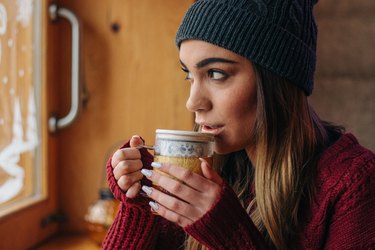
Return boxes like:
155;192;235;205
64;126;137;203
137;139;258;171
102;133;375;249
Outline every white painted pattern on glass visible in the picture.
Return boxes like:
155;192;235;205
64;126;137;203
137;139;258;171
0;91;39;203
0;3;6;35
0;3;7;65
16;0;33;27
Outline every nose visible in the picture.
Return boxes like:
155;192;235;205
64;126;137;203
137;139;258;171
186;82;211;113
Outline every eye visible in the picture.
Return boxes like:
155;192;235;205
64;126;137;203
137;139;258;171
181;67;193;81
208;69;227;80
185;71;193;81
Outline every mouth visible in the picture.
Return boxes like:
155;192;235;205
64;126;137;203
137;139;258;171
200;124;224;136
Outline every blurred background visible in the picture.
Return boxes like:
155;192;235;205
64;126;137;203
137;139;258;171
0;0;373;249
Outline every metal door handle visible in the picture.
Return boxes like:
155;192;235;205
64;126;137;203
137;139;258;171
48;4;81;133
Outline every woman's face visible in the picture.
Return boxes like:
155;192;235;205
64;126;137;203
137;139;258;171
179;40;257;156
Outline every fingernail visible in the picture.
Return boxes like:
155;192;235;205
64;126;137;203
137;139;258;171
151;162;162;168
132;135;141;139
141;185;153;195
141;168;153;177
149;201;159;211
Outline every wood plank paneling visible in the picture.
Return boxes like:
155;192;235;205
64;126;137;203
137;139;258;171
52;0;194;232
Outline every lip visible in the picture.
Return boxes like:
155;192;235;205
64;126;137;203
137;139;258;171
200;124;224;136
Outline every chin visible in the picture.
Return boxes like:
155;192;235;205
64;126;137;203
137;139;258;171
214;144;237;155
214;139;250;155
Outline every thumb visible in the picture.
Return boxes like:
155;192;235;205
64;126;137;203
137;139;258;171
200;158;223;186
129;135;144;148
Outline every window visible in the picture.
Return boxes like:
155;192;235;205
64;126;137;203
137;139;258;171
0;0;43;217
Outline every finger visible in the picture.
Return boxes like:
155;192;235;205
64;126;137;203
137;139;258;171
141;168;203;208
126;182;141;198
129;135;144;148
111;149;124;167
117;171;143;191
200;158;223;185
149;201;193;227
147;163;222;211
113;159;143;180
111;148;141;167
142;186;196;226
150;162;214;192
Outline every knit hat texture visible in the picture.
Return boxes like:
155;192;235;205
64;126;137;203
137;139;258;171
176;0;318;95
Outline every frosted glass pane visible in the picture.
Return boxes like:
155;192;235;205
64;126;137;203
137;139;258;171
0;0;42;209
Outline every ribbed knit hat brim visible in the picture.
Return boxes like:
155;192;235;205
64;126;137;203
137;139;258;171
176;0;316;95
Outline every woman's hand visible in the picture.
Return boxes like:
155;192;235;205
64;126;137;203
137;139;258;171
140;159;223;227
111;135;144;198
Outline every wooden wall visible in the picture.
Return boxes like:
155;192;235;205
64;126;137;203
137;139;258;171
50;0;194;232
312;0;375;151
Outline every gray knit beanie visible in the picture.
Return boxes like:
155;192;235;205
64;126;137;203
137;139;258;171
176;0;318;96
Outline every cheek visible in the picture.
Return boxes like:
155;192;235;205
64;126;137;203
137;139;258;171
215;91;257;153
231;88;257;128
241;91;257;134
231;102;256;144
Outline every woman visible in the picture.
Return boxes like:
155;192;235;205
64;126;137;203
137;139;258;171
102;0;375;249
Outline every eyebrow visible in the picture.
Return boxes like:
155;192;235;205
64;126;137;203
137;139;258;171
180;57;238;69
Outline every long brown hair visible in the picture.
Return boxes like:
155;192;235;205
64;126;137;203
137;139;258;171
186;65;344;249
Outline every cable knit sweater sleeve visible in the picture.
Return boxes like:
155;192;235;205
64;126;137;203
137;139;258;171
102;140;185;250
300;133;375;249
184;181;267;249
325;157;375;249
316;134;375;249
